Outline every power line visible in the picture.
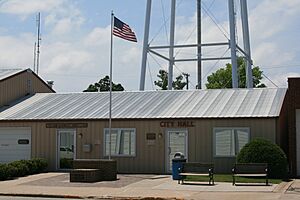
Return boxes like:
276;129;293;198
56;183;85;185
201;1;230;40
160;0;169;43
173;63;196;88
262;73;278;88
149;0;184;44
260;64;300;69
203;48;230;79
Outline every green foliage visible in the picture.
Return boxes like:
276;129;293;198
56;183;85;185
0;158;48;181
206;57;266;89
60;158;73;169
237;139;288;178
154;69;187;90
8;161;30;177
0;164;9;181
83;75;125;92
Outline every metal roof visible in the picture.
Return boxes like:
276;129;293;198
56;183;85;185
0;88;287;120
0;69;24;81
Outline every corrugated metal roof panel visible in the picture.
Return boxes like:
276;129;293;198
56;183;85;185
0;69;24;81
0;88;287;120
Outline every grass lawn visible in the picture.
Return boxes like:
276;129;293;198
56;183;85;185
185;174;283;184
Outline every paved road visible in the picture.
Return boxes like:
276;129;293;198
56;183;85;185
0;196;80;200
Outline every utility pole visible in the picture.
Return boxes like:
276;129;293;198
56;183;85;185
183;73;190;90
197;0;202;89
33;42;36;73
36;12;41;75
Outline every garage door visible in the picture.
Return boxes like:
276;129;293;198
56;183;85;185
0;127;31;163
297;110;300;176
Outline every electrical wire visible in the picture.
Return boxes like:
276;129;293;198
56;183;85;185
203;48;230;80
174;26;196;58
262;73;278;88
261;64;300;69
160;0;169;43
207;0;216;10
201;1;230;40
173;63;196;88
149;0;184;45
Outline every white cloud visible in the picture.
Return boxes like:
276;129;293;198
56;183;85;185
84;27;111;47
0;0;63;16
0;35;34;67
0;0;299;92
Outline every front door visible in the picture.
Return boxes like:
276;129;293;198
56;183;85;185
57;129;76;169
166;129;188;173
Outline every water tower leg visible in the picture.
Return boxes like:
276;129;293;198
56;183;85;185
140;0;152;91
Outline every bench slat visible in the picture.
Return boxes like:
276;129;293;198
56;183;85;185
234;174;267;177
179;173;210;176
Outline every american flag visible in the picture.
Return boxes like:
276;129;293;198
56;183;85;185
113;17;137;42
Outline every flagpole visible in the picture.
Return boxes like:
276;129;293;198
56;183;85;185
109;11;114;160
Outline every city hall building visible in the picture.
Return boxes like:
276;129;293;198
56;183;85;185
0;69;300;175
0;83;294;174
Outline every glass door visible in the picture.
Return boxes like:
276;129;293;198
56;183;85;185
57;129;75;169
166;130;188;172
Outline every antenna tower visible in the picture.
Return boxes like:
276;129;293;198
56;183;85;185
36;12;41;75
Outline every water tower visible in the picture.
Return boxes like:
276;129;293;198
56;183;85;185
139;0;253;90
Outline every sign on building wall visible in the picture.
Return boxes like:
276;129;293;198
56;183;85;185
159;121;195;128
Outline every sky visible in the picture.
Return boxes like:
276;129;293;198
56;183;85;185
0;0;299;92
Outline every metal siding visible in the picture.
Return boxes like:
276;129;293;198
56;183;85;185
0;117;278;173
0;70;53;108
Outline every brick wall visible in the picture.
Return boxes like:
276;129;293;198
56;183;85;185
288;78;300;176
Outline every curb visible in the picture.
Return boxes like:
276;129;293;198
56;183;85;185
0;193;83;199
0;193;183;200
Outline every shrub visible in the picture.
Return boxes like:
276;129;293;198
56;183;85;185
0;158;48;181
7;160;30;177
237;138;288;178
60;158;73;169
0;164;9;181
32;158;48;173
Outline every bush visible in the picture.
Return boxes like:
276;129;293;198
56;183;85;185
0;158;48;181
60;158;73;169
0;164;9;181
237;138;288;178
32;158;47;173
8;160;31;177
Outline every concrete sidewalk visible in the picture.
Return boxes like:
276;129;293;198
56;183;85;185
0;173;298;200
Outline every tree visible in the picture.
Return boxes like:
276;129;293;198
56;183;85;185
206;57;266;89
154;69;187;90
83;75;124;92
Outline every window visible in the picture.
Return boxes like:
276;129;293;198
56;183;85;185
104;128;136;156
214;128;249;157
